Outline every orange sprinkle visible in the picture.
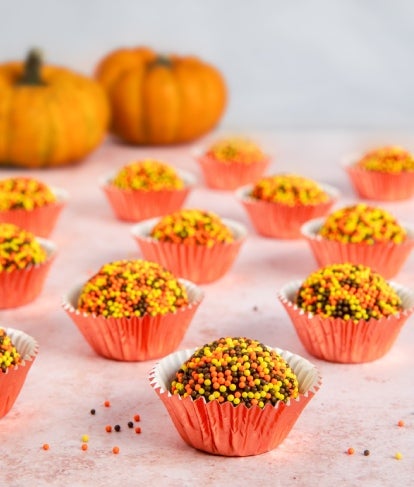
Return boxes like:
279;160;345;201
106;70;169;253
42;444;50;451
104;400;111;407
112;446;120;454
347;447;355;455
134;414;140;422
135;427;142;434
397;420;405;427
81;444;88;451
105;425;112;433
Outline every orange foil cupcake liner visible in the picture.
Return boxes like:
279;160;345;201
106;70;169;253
196;153;270;190
0;238;57;309
279;280;414;363
236;183;339;239
0;187;68;237
101;169;196;222
301;218;414;279
0;328;38;419
149;346;321;456
344;159;414;201
131;218;247;284
62;279;204;361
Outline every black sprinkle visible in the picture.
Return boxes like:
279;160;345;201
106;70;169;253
363;449;370;456
114;424;121;432
128;421;134;428
90;409;96;415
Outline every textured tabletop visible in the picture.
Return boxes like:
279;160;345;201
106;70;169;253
1;131;413;487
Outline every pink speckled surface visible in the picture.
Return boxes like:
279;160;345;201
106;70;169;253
1;132;414;487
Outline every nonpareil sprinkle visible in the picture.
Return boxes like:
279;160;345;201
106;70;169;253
207;137;266;165
77;259;189;318
319;204;407;245
0;177;56;211
112;159;184;191
150;209;234;247
114;425;121;432
295;263;403;323
250;174;329;206
112;446;120;454
0;328;21;373
170;337;299;409
0;223;47;272
357;146;414;173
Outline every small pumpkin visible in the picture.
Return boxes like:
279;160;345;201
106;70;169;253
95;46;227;145
0;49;110;168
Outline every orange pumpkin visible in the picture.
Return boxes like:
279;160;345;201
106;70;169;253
0;49;110;168
95;47;227;145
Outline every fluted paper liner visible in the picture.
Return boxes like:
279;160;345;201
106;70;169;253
131;218;247;284
236;183;339;239
301;218;414;279
0;238;57;309
0;328;38;419
0;187;68;237
279;280;414;363
344;158;414;201
197;153;270;190
62;279;204;361
101;169;196;222
149;346;321;456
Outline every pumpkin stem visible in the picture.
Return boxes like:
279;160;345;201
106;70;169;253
18;48;46;86
153;55;172;67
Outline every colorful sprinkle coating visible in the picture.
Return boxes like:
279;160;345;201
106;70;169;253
112;160;184;191
357;146;414;173
295;263;403;323
250;174;329;206
0;177;56;211
170;337;299;409
0;328;21;373
77;260;189;318
150;209;234;247
319;204;407;245
207;137;266;164
0;223;47;272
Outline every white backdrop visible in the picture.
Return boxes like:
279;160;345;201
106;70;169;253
2;0;414;130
